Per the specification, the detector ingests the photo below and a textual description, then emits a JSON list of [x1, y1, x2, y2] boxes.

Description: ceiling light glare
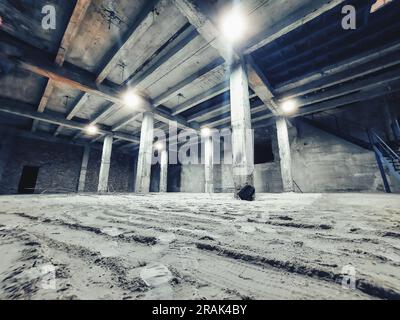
[[220, 8, 247, 43], [123, 91, 141, 107], [155, 142, 164, 151], [281, 100, 298, 115], [201, 127, 211, 137], [86, 125, 98, 135]]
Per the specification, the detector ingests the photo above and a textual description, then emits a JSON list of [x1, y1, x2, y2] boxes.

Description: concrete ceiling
[[0, 0, 399, 152]]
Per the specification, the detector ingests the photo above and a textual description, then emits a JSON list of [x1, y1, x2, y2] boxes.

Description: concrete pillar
[[78, 145, 90, 192], [393, 119, 400, 141], [230, 59, 255, 198], [0, 135, 13, 184], [97, 135, 113, 193], [159, 147, 168, 193], [204, 135, 214, 193], [383, 102, 395, 142], [276, 116, 294, 192], [135, 112, 154, 193]]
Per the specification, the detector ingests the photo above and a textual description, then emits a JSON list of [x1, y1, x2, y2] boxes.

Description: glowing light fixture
[[201, 127, 211, 137], [86, 125, 98, 135], [220, 7, 247, 43], [155, 142, 164, 151], [123, 91, 141, 107], [281, 100, 298, 115]]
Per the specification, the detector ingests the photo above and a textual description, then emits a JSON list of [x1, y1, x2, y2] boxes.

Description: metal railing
[[369, 130, 400, 162], [293, 180, 303, 193]]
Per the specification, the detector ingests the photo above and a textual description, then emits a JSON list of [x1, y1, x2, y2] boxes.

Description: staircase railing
[[369, 130, 400, 162], [368, 130, 400, 193], [293, 180, 303, 193]]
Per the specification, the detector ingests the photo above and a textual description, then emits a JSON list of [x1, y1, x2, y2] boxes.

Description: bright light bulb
[[155, 142, 164, 151], [86, 125, 98, 135], [201, 127, 211, 137], [220, 8, 247, 43], [123, 91, 141, 107], [281, 100, 298, 115]]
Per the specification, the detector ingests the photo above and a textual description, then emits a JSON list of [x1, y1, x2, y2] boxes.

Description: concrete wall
[[1, 121, 397, 195], [290, 121, 383, 193], [177, 121, 393, 193], [0, 135, 135, 195], [179, 163, 282, 193], [84, 148, 135, 193]]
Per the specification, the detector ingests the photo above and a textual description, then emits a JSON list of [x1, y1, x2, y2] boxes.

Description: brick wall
[[0, 135, 136, 195]]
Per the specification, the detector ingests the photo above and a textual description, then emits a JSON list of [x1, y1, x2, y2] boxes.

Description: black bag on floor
[[238, 185, 255, 201]]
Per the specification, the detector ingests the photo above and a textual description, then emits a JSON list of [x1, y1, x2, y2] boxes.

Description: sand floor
[[0, 192, 399, 300]]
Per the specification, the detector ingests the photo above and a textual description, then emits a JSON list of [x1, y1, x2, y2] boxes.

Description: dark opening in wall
[[168, 164, 182, 192], [254, 141, 274, 164], [18, 166, 39, 194], [150, 164, 161, 192]]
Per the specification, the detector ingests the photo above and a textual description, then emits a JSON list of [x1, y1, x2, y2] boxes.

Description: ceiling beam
[[153, 57, 225, 106], [200, 99, 266, 128], [32, 0, 91, 132], [252, 80, 400, 125], [72, 103, 142, 140], [0, 98, 140, 144], [127, 26, 199, 88], [95, 0, 161, 84], [246, 56, 280, 115], [279, 49, 399, 100], [0, 31, 152, 109], [171, 81, 229, 115], [174, 0, 358, 118], [173, 0, 236, 62], [243, 0, 346, 54], [264, 12, 398, 80], [275, 41, 400, 95], [291, 80, 400, 118], [217, 71, 400, 128], [281, 67, 400, 107], [0, 125, 104, 152], [187, 93, 257, 123], [173, 0, 279, 115], [94, 24, 200, 135], [53, 0, 161, 136], [174, 42, 400, 121], [1, 32, 193, 137]]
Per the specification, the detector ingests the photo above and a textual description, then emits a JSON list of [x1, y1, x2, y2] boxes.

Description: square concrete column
[[383, 102, 396, 142], [78, 145, 90, 192], [98, 135, 113, 192], [159, 147, 168, 193], [204, 135, 214, 193], [276, 116, 294, 192], [230, 58, 255, 198], [135, 111, 154, 193]]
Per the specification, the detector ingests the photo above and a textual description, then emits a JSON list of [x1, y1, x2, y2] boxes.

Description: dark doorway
[[167, 164, 182, 192], [150, 164, 161, 192], [18, 166, 39, 194], [254, 141, 274, 164]]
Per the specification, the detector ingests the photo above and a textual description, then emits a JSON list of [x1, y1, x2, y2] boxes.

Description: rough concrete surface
[[0, 193, 399, 300]]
